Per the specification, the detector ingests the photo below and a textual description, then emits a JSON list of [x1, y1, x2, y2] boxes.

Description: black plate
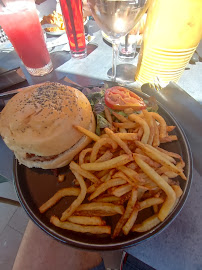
[[13, 90, 192, 250]]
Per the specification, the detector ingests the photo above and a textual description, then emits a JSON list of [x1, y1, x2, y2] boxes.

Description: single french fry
[[142, 110, 154, 145], [58, 174, 65, 183], [149, 112, 167, 140], [139, 197, 164, 210], [70, 161, 99, 183], [51, 216, 111, 234], [39, 188, 80, 213], [95, 150, 113, 163], [176, 160, 185, 169], [137, 126, 144, 139], [166, 126, 176, 132], [67, 216, 106, 226], [111, 184, 132, 197], [61, 171, 87, 221], [152, 118, 160, 147], [105, 128, 132, 155], [87, 184, 96, 193], [122, 207, 139, 235], [74, 125, 100, 141], [160, 135, 178, 143], [128, 114, 150, 144], [113, 188, 138, 238], [81, 154, 133, 171], [89, 178, 127, 200], [94, 195, 121, 203], [132, 214, 161, 232], [90, 137, 117, 163], [104, 106, 113, 125], [116, 133, 138, 141], [134, 156, 176, 221], [79, 148, 92, 165], [74, 202, 124, 216], [172, 185, 183, 198]]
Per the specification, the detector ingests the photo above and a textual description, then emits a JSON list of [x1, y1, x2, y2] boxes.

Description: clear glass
[[87, 0, 151, 81], [0, 0, 53, 76], [118, 33, 139, 61]]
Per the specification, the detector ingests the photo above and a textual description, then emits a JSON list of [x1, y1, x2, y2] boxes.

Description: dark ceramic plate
[[13, 90, 192, 250]]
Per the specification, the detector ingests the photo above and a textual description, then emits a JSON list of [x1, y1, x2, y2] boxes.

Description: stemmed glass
[[87, 0, 151, 81]]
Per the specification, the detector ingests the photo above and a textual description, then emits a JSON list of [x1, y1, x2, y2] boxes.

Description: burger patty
[[26, 153, 60, 162]]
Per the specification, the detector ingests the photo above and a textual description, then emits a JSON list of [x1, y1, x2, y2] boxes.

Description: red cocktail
[[59, 0, 87, 58], [0, 0, 53, 76]]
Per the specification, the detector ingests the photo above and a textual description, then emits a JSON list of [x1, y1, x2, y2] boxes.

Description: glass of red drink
[[59, 0, 87, 59], [0, 0, 53, 76]]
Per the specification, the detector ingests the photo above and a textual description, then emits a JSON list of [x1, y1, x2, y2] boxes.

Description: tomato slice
[[104, 86, 147, 110]]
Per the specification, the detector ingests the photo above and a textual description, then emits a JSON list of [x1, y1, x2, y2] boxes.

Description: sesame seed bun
[[0, 82, 95, 169]]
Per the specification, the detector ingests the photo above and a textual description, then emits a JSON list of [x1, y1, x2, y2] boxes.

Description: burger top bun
[[0, 82, 94, 157]]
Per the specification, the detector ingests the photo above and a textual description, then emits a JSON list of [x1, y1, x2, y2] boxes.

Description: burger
[[0, 82, 95, 169]]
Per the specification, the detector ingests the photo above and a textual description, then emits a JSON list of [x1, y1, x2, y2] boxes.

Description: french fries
[[81, 154, 133, 171], [74, 202, 124, 216], [95, 150, 113, 163], [90, 137, 117, 162], [39, 105, 187, 237], [79, 148, 92, 165], [89, 178, 127, 200], [113, 188, 138, 238], [60, 170, 87, 221], [74, 125, 100, 141], [39, 188, 80, 213], [122, 207, 139, 235], [105, 128, 132, 155], [116, 133, 138, 141], [139, 197, 164, 210], [132, 214, 161, 232], [70, 161, 99, 183], [134, 156, 176, 221], [135, 142, 186, 180], [149, 112, 167, 139], [111, 184, 132, 197], [67, 216, 106, 226], [51, 216, 111, 234]]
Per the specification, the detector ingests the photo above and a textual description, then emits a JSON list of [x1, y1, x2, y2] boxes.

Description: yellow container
[[135, 0, 202, 85]]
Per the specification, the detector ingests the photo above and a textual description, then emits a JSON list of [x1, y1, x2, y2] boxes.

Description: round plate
[[13, 89, 192, 250], [45, 30, 66, 36]]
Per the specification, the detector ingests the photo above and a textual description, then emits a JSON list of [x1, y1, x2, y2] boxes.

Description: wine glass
[[87, 0, 151, 81]]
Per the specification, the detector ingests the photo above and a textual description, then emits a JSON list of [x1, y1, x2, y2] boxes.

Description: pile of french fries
[[39, 108, 186, 238]]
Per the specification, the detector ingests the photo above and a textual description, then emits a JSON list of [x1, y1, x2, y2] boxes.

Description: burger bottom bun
[[14, 114, 95, 169]]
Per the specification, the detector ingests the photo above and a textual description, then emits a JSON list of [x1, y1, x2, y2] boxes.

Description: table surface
[[0, 21, 202, 270]]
